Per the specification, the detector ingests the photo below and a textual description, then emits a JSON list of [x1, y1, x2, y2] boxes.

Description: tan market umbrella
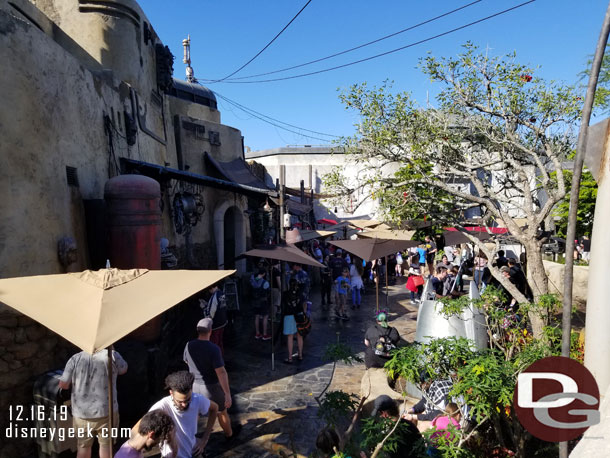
[[0, 268, 235, 354], [329, 238, 420, 312], [442, 229, 492, 246], [358, 229, 416, 241], [329, 238, 419, 262], [0, 267, 234, 430], [239, 244, 322, 370], [239, 244, 324, 268], [345, 219, 382, 229], [286, 228, 336, 244]]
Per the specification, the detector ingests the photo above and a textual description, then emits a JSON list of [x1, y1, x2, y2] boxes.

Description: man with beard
[[148, 371, 218, 458]]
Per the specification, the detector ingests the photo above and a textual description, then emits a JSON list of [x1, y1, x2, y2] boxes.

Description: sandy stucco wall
[[543, 260, 589, 307], [0, 6, 120, 276]]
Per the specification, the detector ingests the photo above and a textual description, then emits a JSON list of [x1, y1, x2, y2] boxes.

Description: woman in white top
[[473, 251, 488, 292], [349, 258, 364, 309]]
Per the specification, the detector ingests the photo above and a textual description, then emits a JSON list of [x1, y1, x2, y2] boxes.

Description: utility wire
[[212, 90, 339, 138], [202, 0, 482, 82], [211, 0, 535, 84], [211, 0, 313, 83], [212, 90, 335, 143]]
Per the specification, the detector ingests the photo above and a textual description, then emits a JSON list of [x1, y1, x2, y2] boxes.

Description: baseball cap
[[371, 395, 397, 416], [336, 248, 343, 254], [196, 318, 213, 333], [376, 312, 388, 328]]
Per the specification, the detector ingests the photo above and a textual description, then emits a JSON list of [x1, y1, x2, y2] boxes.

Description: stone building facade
[[0, 1, 272, 456]]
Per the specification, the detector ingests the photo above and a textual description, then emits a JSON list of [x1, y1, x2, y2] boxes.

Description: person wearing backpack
[[199, 283, 228, 355], [250, 268, 271, 340], [282, 279, 306, 363], [363, 312, 400, 369]]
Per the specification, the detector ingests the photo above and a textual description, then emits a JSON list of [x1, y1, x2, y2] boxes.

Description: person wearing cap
[[363, 312, 400, 369], [368, 395, 423, 458], [183, 318, 240, 444], [499, 265, 518, 311]]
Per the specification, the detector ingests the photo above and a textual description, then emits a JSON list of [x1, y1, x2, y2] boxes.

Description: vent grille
[[209, 131, 221, 146], [66, 166, 79, 187]]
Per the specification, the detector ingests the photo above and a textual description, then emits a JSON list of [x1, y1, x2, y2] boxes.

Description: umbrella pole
[[375, 263, 379, 315], [107, 345, 114, 439], [268, 262, 275, 371], [385, 255, 389, 310]]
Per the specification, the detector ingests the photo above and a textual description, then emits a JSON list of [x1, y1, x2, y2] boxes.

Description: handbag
[[297, 315, 311, 337], [412, 275, 425, 287]]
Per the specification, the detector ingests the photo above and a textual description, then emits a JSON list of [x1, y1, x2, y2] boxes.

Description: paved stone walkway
[[202, 277, 419, 457]]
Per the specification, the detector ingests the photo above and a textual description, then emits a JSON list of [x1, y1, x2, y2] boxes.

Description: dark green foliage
[[318, 391, 360, 427]]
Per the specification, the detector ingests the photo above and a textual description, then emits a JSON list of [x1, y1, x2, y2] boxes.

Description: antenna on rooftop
[[182, 35, 197, 83]]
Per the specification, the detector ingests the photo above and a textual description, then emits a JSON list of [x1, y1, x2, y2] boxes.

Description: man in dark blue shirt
[[184, 318, 240, 442]]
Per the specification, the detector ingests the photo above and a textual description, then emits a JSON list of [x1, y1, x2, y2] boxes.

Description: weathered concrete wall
[[30, 0, 159, 97], [543, 260, 589, 307], [0, 307, 76, 458], [0, 4, 257, 455], [0, 5, 121, 276]]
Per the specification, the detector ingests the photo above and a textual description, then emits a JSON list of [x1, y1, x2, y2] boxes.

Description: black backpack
[[373, 327, 397, 358]]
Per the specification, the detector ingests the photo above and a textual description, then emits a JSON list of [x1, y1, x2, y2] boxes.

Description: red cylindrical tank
[[105, 174, 162, 341]]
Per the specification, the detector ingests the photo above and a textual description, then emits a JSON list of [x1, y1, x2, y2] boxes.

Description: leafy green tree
[[552, 169, 597, 238], [581, 43, 610, 114], [383, 288, 575, 457], [325, 43, 582, 336]]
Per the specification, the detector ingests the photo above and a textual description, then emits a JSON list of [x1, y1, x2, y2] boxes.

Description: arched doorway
[[214, 201, 246, 272], [224, 207, 236, 270]]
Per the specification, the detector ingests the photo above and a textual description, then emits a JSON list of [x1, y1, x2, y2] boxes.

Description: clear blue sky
[[141, 0, 608, 152]]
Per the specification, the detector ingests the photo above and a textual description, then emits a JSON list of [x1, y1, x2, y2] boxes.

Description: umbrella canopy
[[239, 245, 324, 268], [442, 229, 493, 246], [345, 219, 382, 229], [317, 218, 338, 225], [329, 238, 420, 262], [0, 268, 234, 354], [358, 229, 415, 241], [285, 228, 336, 244]]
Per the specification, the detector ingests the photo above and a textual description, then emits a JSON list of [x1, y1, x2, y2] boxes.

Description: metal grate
[[66, 166, 79, 187]]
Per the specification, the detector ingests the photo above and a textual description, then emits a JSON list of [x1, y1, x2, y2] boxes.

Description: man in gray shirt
[[59, 349, 128, 458]]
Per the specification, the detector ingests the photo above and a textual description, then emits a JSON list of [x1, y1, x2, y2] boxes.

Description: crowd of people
[[58, 282, 239, 458], [55, 233, 538, 457]]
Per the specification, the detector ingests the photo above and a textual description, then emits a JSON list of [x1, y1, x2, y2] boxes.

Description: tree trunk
[[524, 242, 549, 337]]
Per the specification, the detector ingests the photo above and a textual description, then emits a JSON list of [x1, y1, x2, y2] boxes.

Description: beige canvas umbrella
[[345, 218, 382, 229], [238, 245, 322, 370], [239, 244, 324, 268], [358, 229, 416, 241], [285, 228, 337, 244], [0, 268, 235, 354], [442, 229, 492, 246], [0, 267, 234, 430], [329, 238, 420, 312]]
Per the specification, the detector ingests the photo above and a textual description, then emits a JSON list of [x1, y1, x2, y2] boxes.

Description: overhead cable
[[202, 0, 482, 82], [213, 90, 339, 138], [213, 90, 335, 143], [211, 0, 536, 84], [211, 0, 313, 83]]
